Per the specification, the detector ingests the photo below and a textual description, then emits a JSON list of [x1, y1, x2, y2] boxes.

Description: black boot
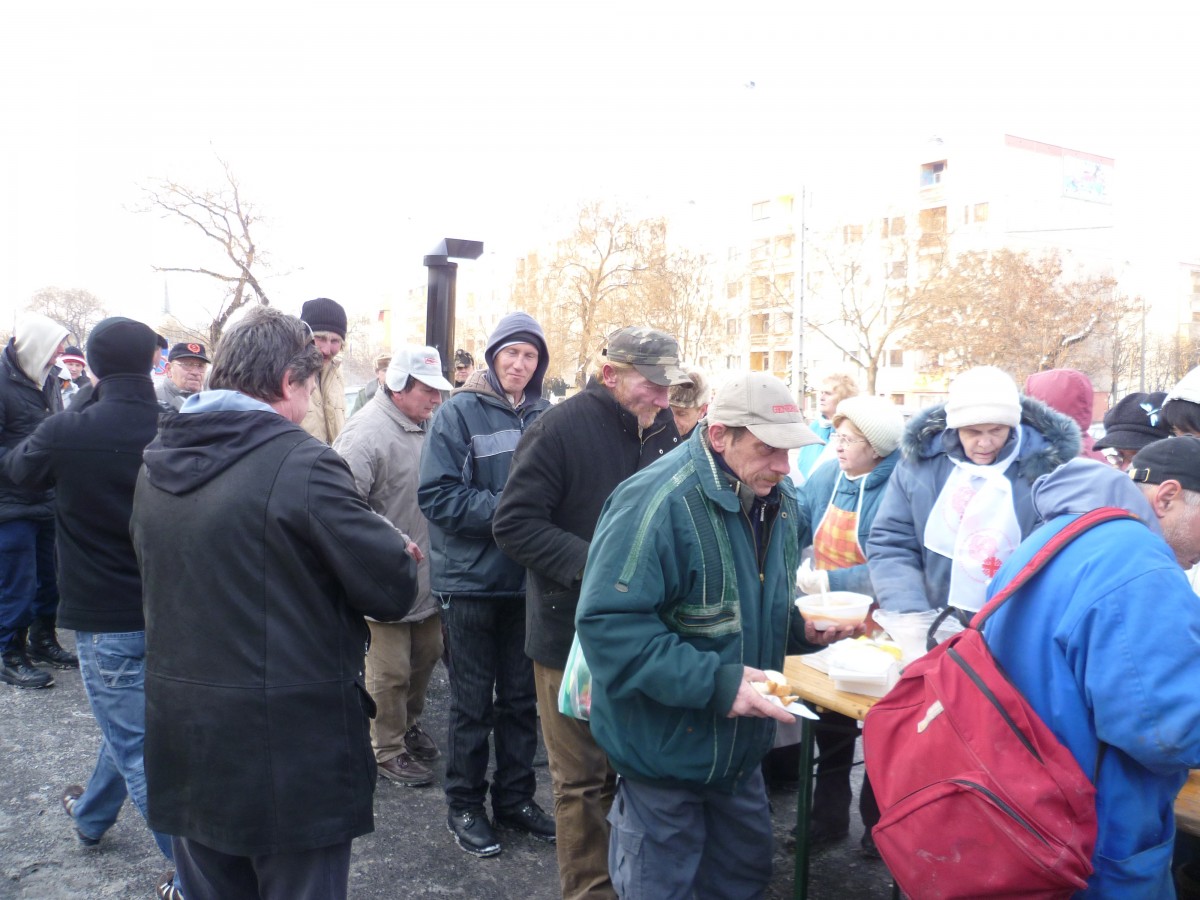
[[2, 634, 54, 688], [28, 618, 78, 669]]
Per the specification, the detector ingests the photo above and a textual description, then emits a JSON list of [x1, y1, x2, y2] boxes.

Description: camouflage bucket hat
[[603, 326, 692, 387]]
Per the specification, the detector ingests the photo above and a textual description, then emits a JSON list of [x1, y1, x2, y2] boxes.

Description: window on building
[[775, 273, 794, 297], [1189, 270, 1200, 295], [772, 350, 792, 374], [750, 351, 770, 371], [728, 246, 740, 262], [776, 234, 794, 258], [889, 260, 907, 279], [726, 354, 742, 369], [750, 313, 770, 335], [919, 206, 947, 249], [775, 312, 793, 333], [891, 393, 905, 406], [727, 281, 740, 299], [726, 318, 740, 336], [919, 206, 947, 233], [974, 202, 989, 223], [750, 238, 770, 261], [920, 160, 947, 187], [752, 200, 770, 221], [843, 224, 863, 244], [751, 275, 769, 300], [889, 349, 904, 367], [890, 215, 906, 236], [777, 196, 794, 215]]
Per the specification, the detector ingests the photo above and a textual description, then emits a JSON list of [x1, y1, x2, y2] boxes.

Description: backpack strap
[[971, 506, 1137, 632]]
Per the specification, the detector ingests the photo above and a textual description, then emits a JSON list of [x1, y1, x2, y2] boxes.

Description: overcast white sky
[[1, 0, 1197, 335]]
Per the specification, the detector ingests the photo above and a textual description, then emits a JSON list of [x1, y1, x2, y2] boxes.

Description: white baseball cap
[[386, 345, 453, 392], [708, 372, 821, 449]]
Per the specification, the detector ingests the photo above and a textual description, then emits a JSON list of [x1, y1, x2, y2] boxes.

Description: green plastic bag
[[558, 633, 592, 721]]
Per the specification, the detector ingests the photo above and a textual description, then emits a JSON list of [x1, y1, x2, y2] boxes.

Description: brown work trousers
[[533, 661, 618, 900]]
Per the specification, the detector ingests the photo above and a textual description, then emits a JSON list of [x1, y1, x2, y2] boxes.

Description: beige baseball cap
[[708, 372, 821, 449]]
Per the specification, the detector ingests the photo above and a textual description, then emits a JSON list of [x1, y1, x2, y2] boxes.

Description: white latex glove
[[796, 559, 830, 595]]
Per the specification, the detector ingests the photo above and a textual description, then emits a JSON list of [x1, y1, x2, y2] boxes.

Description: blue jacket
[[983, 459, 1200, 897], [796, 450, 898, 596], [576, 429, 800, 792], [867, 396, 1079, 612], [793, 416, 833, 480], [417, 312, 550, 600]]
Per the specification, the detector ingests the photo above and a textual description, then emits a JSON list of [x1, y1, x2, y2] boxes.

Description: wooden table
[[779, 656, 1200, 897], [781, 656, 879, 900], [1178, 772, 1200, 837]]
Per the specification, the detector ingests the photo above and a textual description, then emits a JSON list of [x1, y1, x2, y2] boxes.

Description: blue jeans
[[0, 518, 58, 652], [73, 630, 172, 860], [441, 595, 538, 813]]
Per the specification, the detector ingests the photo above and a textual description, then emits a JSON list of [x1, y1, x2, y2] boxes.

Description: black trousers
[[172, 836, 352, 900], [811, 711, 879, 833], [441, 594, 538, 813]]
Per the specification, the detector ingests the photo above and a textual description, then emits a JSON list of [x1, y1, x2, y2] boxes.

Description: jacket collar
[[584, 377, 675, 442], [689, 425, 794, 514], [373, 389, 425, 433]]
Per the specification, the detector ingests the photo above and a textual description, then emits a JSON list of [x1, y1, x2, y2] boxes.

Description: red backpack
[[862, 507, 1133, 899]]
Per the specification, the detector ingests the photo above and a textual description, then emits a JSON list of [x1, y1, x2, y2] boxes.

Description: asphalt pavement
[[0, 632, 894, 899]]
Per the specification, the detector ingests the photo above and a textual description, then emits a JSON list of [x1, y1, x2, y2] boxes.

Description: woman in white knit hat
[[792, 394, 905, 855], [867, 366, 1080, 616]]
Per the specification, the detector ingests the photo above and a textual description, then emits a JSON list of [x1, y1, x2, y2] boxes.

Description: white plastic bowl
[[795, 591, 872, 631]]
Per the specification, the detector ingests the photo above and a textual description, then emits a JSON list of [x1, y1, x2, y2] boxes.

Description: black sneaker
[[447, 807, 501, 857], [494, 800, 556, 843], [402, 724, 439, 762], [860, 829, 881, 859], [28, 639, 78, 669], [1, 653, 54, 689]]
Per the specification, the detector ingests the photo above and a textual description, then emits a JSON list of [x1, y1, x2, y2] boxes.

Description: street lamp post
[[424, 238, 484, 383]]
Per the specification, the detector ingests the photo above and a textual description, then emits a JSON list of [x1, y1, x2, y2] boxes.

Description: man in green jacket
[[576, 372, 820, 898]]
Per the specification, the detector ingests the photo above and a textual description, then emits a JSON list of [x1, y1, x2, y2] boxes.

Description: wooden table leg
[[793, 716, 814, 900]]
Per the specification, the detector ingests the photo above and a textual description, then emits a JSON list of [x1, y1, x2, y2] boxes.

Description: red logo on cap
[[424, 356, 436, 366], [772, 404, 799, 413], [187, 343, 201, 353]]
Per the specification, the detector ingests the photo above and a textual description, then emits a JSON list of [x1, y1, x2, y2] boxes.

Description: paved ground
[[0, 633, 894, 899]]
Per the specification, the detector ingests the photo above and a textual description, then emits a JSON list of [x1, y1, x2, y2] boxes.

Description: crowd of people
[[2, 296, 1200, 898]]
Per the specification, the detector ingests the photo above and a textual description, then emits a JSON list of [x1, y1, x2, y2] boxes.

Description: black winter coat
[[132, 404, 418, 856], [0, 341, 63, 523], [493, 378, 682, 668], [2, 375, 160, 633]]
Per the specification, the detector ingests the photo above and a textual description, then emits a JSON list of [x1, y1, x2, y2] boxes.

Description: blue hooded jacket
[[418, 312, 550, 599], [984, 459, 1200, 897]]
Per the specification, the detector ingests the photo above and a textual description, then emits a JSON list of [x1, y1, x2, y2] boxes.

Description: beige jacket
[[301, 358, 345, 443], [332, 389, 435, 622]]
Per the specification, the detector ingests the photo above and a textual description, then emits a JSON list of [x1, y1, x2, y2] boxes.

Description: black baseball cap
[[1129, 436, 1200, 493]]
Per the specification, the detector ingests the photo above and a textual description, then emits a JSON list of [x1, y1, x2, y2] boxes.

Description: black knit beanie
[[86, 317, 160, 378], [300, 297, 348, 339]]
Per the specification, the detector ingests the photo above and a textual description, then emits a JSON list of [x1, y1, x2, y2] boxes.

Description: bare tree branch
[[140, 154, 270, 345]]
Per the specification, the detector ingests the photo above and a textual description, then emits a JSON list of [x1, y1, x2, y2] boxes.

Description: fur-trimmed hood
[[900, 395, 1081, 482]]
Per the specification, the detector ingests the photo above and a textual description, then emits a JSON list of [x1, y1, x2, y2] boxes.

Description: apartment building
[[712, 133, 1118, 412]]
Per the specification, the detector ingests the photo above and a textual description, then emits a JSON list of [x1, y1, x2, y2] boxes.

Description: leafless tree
[[903, 249, 1117, 379], [801, 224, 948, 394], [511, 202, 709, 388], [25, 287, 108, 345], [142, 156, 270, 345]]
